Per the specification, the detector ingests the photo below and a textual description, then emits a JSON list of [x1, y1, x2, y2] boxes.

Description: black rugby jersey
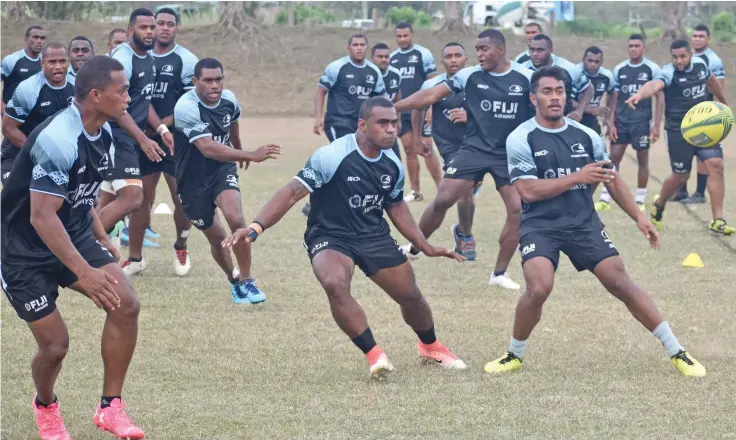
[[109, 43, 155, 131], [656, 57, 712, 131], [1, 49, 41, 103], [382, 65, 402, 102], [319, 57, 386, 129], [421, 73, 466, 150], [390, 45, 436, 102], [611, 58, 661, 125], [576, 64, 614, 129], [149, 44, 198, 119]]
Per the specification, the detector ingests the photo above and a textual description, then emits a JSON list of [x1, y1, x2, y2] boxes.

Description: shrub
[[276, 4, 337, 26], [712, 12, 736, 43]]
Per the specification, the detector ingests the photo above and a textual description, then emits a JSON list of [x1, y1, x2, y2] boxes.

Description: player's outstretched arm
[[394, 84, 450, 113], [626, 80, 664, 109], [605, 176, 660, 249], [384, 201, 464, 261], [116, 111, 166, 162], [706, 74, 728, 105], [222, 179, 309, 247], [192, 137, 280, 164], [651, 90, 665, 142]]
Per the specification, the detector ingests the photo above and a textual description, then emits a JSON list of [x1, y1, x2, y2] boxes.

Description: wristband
[[247, 222, 264, 242], [157, 124, 170, 135]]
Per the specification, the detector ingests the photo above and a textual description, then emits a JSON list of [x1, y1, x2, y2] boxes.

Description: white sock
[[636, 188, 647, 203], [508, 337, 528, 359], [180, 229, 190, 239], [652, 321, 684, 358], [599, 187, 611, 203]]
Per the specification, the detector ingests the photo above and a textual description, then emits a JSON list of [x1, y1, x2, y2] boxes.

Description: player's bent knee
[[526, 283, 553, 303], [40, 340, 69, 364], [705, 158, 724, 176]]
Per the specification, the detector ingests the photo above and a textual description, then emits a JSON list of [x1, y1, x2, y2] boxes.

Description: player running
[[106, 28, 127, 56], [484, 66, 706, 378], [678, 24, 728, 205], [523, 34, 592, 121], [371, 42, 403, 158], [122, 7, 198, 277], [1, 55, 146, 440], [513, 21, 542, 65], [2, 25, 45, 115], [395, 30, 533, 288], [597, 34, 663, 213], [410, 42, 478, 260], [2, 42, 74, 184], [173, 58, 280, 304], [223, 97, 466, 377], [627, 39, 732, 235], [66, 36, 94, 85], [391, 22, 443, 202]]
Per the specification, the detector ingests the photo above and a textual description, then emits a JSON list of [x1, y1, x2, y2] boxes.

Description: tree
[[217, 1, 259, 36], [660, 1, 688, 42], [435, 1, 469, 34], [5, 1, 26, 21]]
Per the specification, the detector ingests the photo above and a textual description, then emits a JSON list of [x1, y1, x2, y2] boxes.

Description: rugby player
[[514, 22, 542, 64], [223, 97, 466, 377], [2, 25, 45, 115], [67, 36, 94, 84], [371, 42, 402, 158], [484, 66, 706, 378], [106, 28, 127, 56]]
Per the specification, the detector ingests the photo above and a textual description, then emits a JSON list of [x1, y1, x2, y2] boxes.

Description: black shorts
[[305, 233, 407, 277], [178, 166, 240, 230], [443, 147, 510, 189], [437, 142, 460, 170], [139, 135, 176, 177], [1, 236, 116, 322], [519, 224, 620, 272], [106, 130, 141, 180], [399, 114, 432, 138], [325, 123, 355, 142], [665, 129, 723, 174], [1, 159, 13, 184], [614, 120, 651, 150]]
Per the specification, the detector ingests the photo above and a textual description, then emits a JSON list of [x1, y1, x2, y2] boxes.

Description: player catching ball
[[223, 97, 467, 378]]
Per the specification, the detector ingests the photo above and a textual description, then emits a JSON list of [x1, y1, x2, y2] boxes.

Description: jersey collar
[[151, 43, 179, 58], [22, 49, 41, 61], [532, 117, 569, 133], [352, 134, 383, 162]]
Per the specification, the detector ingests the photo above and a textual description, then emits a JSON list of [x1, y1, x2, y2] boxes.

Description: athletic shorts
[[436, 142, 460, 170], [0, 147, 19, 184], [614, 120, 651, 150], [443, 147, 510, 189], [325, 123, 355, 142], [1, 235, 116, 322], [519, 223, 619, 272], [399, 113, 432, 138], [304, 233, 407, 277], [665, 129, 723, 174], [178, 165, 240, 230], [139, 135, 176, 177], [105, 130, 141, 180]]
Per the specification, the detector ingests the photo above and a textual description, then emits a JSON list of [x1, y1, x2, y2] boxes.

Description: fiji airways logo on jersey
[[348, 85, 373, 98], [152, 81, 168, 99], [25, 296, 48, 313], [141, 82, 155, 99], [683, 84, 706, 99], [213, 133, 231, 145], [68, 181, 103, 208], [621, 84, 643, 95], [545, 167, 587, 190], [399, 66, 416, 79], [349, 194, 384, 214], [480, 100, 518, 119]]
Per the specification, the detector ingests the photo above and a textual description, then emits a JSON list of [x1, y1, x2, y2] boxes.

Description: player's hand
[[649, 126, 661, 144], [414, 139, 432, 157], [101, 238, 120, 263], [607, 120, 618, 142], [221, 227, 256, 247], [140, 137, 165, 162], [424, 107, 433, 125], [567, 110, 584, 122], [577, 160, 616, 184], [239, 160, 248, 169], [247, 144, 281, 163], [422, 245, 466, 262], [637, 217, 661, 249], [448, 108, 467, 123], [625, 93, 643, 110], [313, 119, 324, 136], [161, 131, 175, 154], [588, 107, 610, 118], [75, 267, 121, 311]]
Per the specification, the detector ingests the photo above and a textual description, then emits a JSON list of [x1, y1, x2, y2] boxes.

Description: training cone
[[154, 203, 173, 215], [682, 253, 704, 268]]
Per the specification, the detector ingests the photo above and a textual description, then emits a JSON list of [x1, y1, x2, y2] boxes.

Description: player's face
[[583, 52, 602, 75], [108, 32, 127, 52], [525, 25, 540, 43], [531, 77, 565, 121], [443, 46, 467, 74], [41, 48, 69, 85], [671, 47, 692, 71], [691, 30, 709, 51], [94, 70, 131, 120], [26, 29, 46, 54], [155, 13, 178, 45], [194, 67, 224, 106], [627, 39, 645, 60], [348, 38, 367, 62], [529, 40, 552, 68], [372, 49, 390, 71], [130, 16, 156, 51], [360, 106, 398, 149], [475, 37, 504, 71], [395, 28, 412, 51], [69, 40, 93, 72]]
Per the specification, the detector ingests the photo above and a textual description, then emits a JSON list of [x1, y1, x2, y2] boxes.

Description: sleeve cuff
[[292, 176, 314, 193]]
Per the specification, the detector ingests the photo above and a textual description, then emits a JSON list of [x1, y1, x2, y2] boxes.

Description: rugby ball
[[680, 101, 734, 148]]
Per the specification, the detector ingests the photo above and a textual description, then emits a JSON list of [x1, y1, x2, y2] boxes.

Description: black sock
[[654, 203, 665, 220], [229, 277, 239, 284], [129, 257, 141, 263], [493, 270, 506, 277], [415, 326, 437, 345], [105, 226, 116, 234], [35, 395, 57, 408], [696, 173, 708, 195], [677, 185, 688, 195], [351, 328, 377, 354], [409, 246, 421, 256], [174, 242, 187, 251], [100, 396, 120, 408]]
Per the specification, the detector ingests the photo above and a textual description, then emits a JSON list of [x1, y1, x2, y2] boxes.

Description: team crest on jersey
[[390, 79, 397, 87], [508, 84, 523, 95], [380, 174, 392, 190], [697, 69, 706, 80], [67, 96, 74, 106], [99, 153, 110, 168], [366, 74, 375, 84], [638, 72, 649, 81], [162, 65, 174, 74], [223, 114, 231, 128], [597, 83, 606, 91], [408, 55, 419, 63], [544, 169, 556, 179]]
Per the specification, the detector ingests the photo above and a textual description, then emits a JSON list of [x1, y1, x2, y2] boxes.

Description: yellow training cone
[[682, 253, 704, 268]]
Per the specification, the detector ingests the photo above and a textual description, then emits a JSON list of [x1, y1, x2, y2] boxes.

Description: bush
[[558, 17, 659, 40], [276, 4, 337, 26], [385, 6, 432, 28], [711, 12, 736, 42]]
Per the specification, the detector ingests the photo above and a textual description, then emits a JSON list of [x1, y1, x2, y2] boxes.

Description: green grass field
[[2, 118, 735, 439]]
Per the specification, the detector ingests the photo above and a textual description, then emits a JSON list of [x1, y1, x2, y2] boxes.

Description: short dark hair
[[693, 24, 710, 36], [108, 28, 126, 42], [477, 29, 506, 47], [371, 42, 390, 56], [530, 66, 567, 94], [348, 33, 367, 46], [156, 7, 180, 25], [25, 25, 43, 38], [525, 22, 543, 32], [395, 22, 413, 32], [670, 39, 691, 51], [69, 36, 94, 53], [74, 56, 125, 101], [584, 46, 602, 58], [129, 8, 154, 26], [41, 42, 67, 58], [359, 97, 395, 120], [194, 58, 224, 78], [629, 33, 645, 42], [532, 34, 553, 49], [443, 41, 465, 51]]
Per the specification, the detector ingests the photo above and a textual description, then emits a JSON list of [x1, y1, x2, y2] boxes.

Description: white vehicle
[[464, 1, 555, 30]]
